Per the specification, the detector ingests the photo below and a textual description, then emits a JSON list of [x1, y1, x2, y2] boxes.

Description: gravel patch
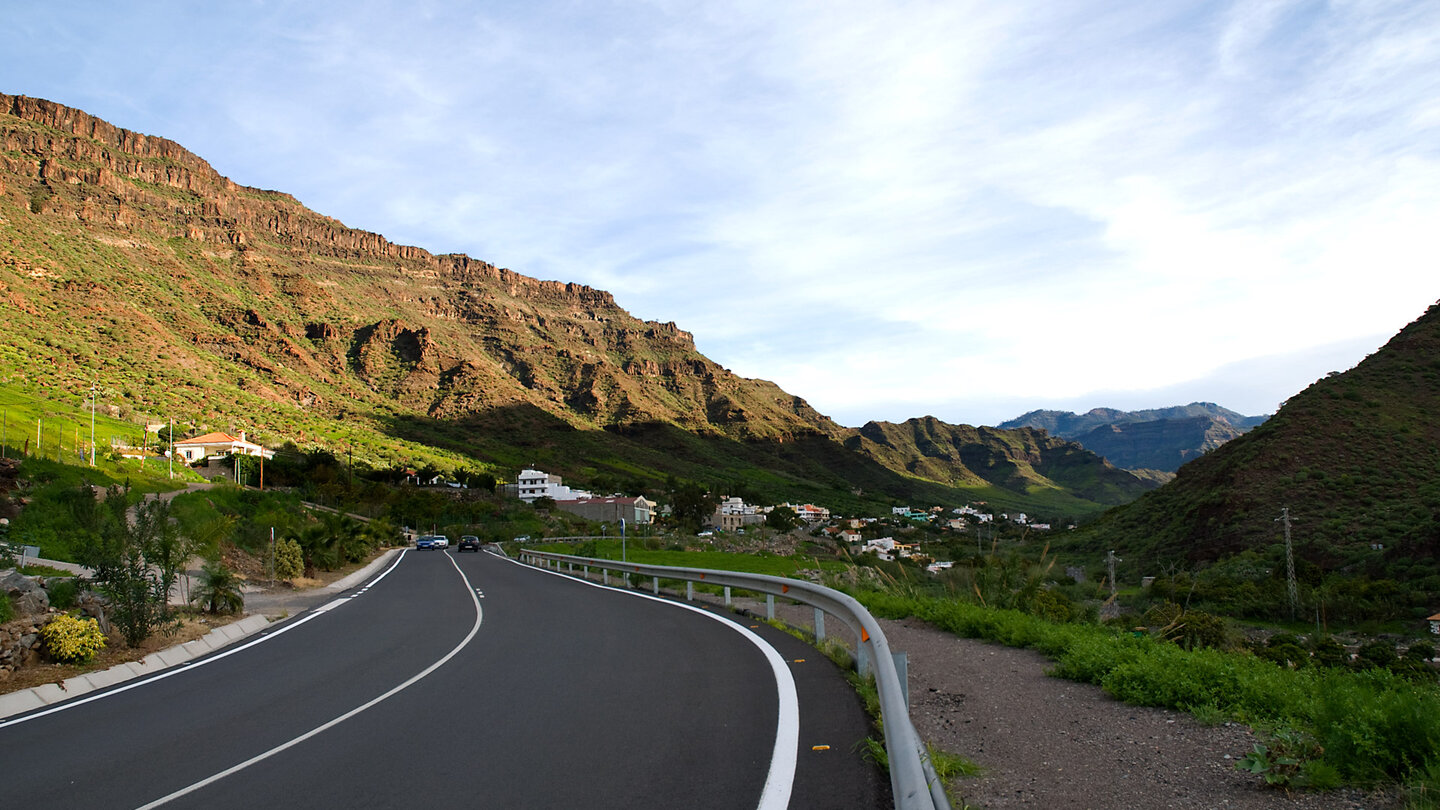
[[884, 616, 1398, 810], [727, 596, 1398, 810]]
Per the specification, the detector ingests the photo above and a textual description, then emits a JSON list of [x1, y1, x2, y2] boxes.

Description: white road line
[[509, 556, 799, 810], [133, 551, 484, 809], [0, 550, 413, 732]]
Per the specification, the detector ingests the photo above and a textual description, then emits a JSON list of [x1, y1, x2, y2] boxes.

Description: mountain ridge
[[998, 402, 1267, 473], [0, 93, 1152, 516]]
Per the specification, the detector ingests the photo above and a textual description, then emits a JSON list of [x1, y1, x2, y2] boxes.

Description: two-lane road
[[5, 550, 882, 808]]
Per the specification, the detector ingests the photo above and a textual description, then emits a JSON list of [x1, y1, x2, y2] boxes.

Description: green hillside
[[1068, 301, 1440, 625]]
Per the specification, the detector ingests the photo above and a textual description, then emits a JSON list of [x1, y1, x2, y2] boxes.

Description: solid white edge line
[[507, 556, 799, 810], [0, 549, 413, 732], [133, 550, 483, 809]]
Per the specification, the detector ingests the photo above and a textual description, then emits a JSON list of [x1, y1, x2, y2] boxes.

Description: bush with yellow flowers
[[40, 613, 108, 664]]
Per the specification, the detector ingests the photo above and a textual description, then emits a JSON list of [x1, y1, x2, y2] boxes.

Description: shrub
[[41, 613, 107, 664], [46, 578, 79, 610], [274, 537, 303, 580]]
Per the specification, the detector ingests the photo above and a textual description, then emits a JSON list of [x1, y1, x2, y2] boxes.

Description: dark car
[[457, 535, 481, 552]]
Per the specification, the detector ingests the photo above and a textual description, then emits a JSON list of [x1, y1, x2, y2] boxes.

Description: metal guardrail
[[518, 549, 950, 810]]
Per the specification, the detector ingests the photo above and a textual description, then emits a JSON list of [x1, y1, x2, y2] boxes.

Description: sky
[[6, 0, 1438, 427]]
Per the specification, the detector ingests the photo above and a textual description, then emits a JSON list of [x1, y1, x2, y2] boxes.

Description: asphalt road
[[3, 550, 885, 808]]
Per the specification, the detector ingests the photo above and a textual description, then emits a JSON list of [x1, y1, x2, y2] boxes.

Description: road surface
[[3, 549, 884, 808]]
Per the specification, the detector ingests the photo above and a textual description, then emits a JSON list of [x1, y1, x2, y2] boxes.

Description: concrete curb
[[0, 613, 271, 721], [0, 548, 402, 722], [323, 548, 401, 593]]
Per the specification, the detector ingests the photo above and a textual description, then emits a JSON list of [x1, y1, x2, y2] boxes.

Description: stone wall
[[0, 614, 55, 679]]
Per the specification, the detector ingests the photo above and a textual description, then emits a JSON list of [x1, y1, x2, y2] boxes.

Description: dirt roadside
[[732, 596, 1397, 810]]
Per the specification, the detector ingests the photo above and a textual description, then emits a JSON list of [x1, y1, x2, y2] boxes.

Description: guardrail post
[[686, 581, 694, 601], [583, 565, 589, 577], [893, 651, 909, 708], [814, 608, 826, 642], [652, 576, 659, 595], [766, 594, 775, 620], [603, 569, 609, 585], [724, 586, 731, 607]]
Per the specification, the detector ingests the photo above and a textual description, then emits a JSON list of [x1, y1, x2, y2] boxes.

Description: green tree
[[72, 484, 178, 647], [766, 505, 798, 531], [668, 481, 716, 533]]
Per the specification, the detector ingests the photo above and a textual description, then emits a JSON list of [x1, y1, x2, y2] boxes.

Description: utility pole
[[1107, 549, 1122, 600], [89, 382, 97, 466], [1277, 507, 1299, 621]]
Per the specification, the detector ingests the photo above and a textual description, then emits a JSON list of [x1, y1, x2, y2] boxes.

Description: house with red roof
[[173, 431, 274, 464]]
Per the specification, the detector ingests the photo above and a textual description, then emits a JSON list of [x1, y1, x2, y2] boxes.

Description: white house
[[173, 431, 274, 463], [516, 468, 592, 503], [784, 503, 831, 522]]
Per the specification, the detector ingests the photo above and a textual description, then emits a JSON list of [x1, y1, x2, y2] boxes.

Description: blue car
[[416, 535, 440, 549]]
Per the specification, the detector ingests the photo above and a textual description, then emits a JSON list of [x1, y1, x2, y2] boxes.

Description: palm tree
[[191, 561, 244, 614]]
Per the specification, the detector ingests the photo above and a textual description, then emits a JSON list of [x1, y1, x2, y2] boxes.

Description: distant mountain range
[[0, 93, 1156, 518], [998, 403, 1268, 473]]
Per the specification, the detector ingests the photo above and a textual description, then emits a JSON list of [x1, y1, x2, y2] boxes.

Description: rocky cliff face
[[0, 94, 835, 443], [0, 94, 1158, 515]]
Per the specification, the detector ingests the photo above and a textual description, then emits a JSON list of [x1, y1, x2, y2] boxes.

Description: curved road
[[2, 550, 884, 808]]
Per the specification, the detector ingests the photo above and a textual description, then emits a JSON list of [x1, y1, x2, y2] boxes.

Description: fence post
[[814, 608, 826, 642]]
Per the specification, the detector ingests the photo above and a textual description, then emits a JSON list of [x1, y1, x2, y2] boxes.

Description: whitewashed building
[[516, 468, 592, 503]]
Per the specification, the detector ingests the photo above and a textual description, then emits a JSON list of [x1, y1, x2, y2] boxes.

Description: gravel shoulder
[[731, 596, 1397, 810], [884, 616, 1397, 810]]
